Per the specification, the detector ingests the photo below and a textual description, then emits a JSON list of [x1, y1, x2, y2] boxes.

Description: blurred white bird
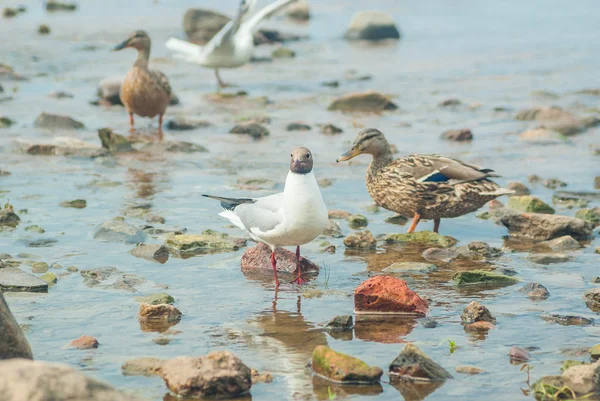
[[166, 0, 298, 88]]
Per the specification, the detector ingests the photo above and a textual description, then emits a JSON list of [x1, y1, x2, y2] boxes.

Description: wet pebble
[[519, 282, 550, 299], [40, 272, 57, 285], [584, 288, 600, 312], [328, 91, 397, 112], [45, 1, 77, 11], [595, 176, 600, 189], [48, 90, 73, 99], [464, 321, 495, 332], [420, 317, 438, 328], [501, 213, 594, 240], [321, 80, 339, 88], [0, 208, 20, 227], [540, 314, 593, 326], [135, 292, 175, 305], [508, 346, 531, 363], [66, 266, 78, 272], [384, 214, 408, 225], [24, 225, 45, 234], [272, 47, 295, 58], [452, 270, 518, 287], [441, 128, 473, 142], [317, 178, 334, 187], [152, 337, 171, 346], [68, 335, 99, 349], [507, 182, 530, 196], [37, 25, 51, 35], [319, 123, 343, 135], [343, 230, 376, 249], [286, 122, 311, 131], [138, 303, 182, 332], [251, 368, 274, 384], [129, 244, 169, 264], [461, 301, 496, 324], [93, 218, 146, 244], [34, 112, 84, 130], [543, 178, 568, 189], [241, 243, 319, 279], [575, 207, 600, 224], [389, 343, 452, 381], [383, 262, 437, 274], [165, 117, 211, 131], [285, 0, 309, 20], [507, 195, 554, 214], [347, 214, 368, 228], [328, 210, 350, 219]]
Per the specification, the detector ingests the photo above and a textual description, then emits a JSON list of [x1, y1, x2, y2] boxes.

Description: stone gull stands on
[[165, 0, 299, 88], [203, 147, 328, 287]]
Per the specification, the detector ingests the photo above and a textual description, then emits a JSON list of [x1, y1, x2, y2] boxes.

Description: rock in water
[[285, 0, 310, 20], [0, 359, 143, 401], [241, 242, 319, 281], [166, 232, 240, 258], [461, 301, 496, 324], [135, 292, 175, 305], [129, 244, 169, 264], [271, 47, 295, 58], [93, 219, 146, 244], [515, 106, 599, 136], [323, 315, 354, 331], [343, 230, 377, 249], [527, 253, 570, 265], [0, 208, 20, 227], [122, 357, 165, 377], [59, 199, 87, 209], [508, 182, 531, 196], [347, 214, 368, 228], [229, 123, 270, 139], [138, 303, 182, 332], [422, 248, 458, 263], [541, 235, 580, 251], [328, 91, 398, 112], [34, 112, 84, 130], [500, 213, 594, 240], [311, 345, 383, 383], [441, 129, 473, 142], [519, 282, 550, 299], [0, 292, 33, 359], [0, 267, 48, 293], [452, 270, 519, 287], [389, 343, 452, 381], [344, 11, 401, 41], [584, 288, 600, 312], [508, 347, 531, 362], [98, 128, 134, 153], [166, 117, 212, 131], [562, 361, 600, 395], [159, 352, 251, 398], [354, 276, 428, 317], [507, 196, 555, 214], [68, 335, 99, 350], [384, 231, 457, 248]]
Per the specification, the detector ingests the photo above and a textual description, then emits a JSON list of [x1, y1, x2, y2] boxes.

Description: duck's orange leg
[[407, 213, 421, 233], [128, 112, 135, 133], [433, 218, 441, 233]]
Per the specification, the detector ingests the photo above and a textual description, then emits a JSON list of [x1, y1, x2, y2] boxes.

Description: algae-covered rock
[[507, 196, 555, 214], [40, 272, 57, 285], [347, 214, 368, 228], [165, 231, 239, 257], [328, 91, 398, 112], [0, 208, 20, 227], [60, 199, 87, 209], [389, 343, 453, 381], [562, 360, 586, 372], [98, 128, 134, 153], [271, 47, 295, 58], [562, 361, 600, 395], [452, 270, 519, 287], [135, 292, 175, 305], [311, 345, 383, 384], [532, 375, 567, 398], [384, 231, 457, 248], [575, 208, 600, 224], [25, 225, 45, 234], [31, 262, 49, 273]]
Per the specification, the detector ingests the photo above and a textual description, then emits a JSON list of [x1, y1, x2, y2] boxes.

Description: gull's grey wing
[[234, 193, 283, 233]]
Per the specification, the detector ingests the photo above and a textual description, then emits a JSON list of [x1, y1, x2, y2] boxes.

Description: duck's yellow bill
[[336, 147, 361, 162]]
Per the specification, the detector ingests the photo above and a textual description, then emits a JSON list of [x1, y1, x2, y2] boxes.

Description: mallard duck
[[165, 0, 298, 88], [337, 128, 513, 233], [114, 30, 172, 138]]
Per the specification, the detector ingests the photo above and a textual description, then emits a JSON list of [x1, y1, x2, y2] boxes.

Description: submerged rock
[[354, 276, 428, 317], [347, 214, 368, 228], [323, 315, 354, 331], [507, 182, 531, 196], [575, 208, 600, 224], [0, 267, 48, 293], [271, 47, 295, 58], [543, 178, 567, 189], [240, 242, 319, 281], [286, 122, 311, 131], [508, 346, 531, 363], [452, 270, 519, 287], [384, 231, 457, 248], [93, 219, 146, 244], [328, 209, 351, 219], [34, 112, 84, 130], [519, 127, 565, 144], [68, 335, 99, 350], [344, 11, 400, 41], [501, 213, 594, 240], [40, 272, 57, 285], [59, 199, 86, 209], [328, 91, 398, 112], [129, 244, 169, 264], [343, 230, 376, 249], [541, 235, 580, 251], [0, 291, 33, 359], [519, 282, 550, 299], [323, 219, 344, 238], [460, 301, 496, 324], [319, 123, 343, 135], [527, 253, 570, 265], [135, 292, 175, 305], [166, 232, 239, 258], [422, 248, 458, 263], [382, 262, 437, 274], [45, 1, 77, 11], [138, 303, 182, 332], [584, 288, 600, 312], [516, 106, 599, 136], [311, 345, 382, 384], [122, 357, 165, 377], [80, 267, 145, 292], [98, 128, 135, 153], [166, 117, 211, 131], [31, 261, 49, 273], [507, 195, 555, 214], [285, 0, 309, 20], [389, 343, 452, 381], [540, 314, 593, 326], [229, 123, 269, 139], [159, 352, 251, 399], [441, 129, 473, 142], [0, 208, 20, 227], [455, 365, 484, 375], [385, 214, 409, 225], [0, 359, 143, 401]]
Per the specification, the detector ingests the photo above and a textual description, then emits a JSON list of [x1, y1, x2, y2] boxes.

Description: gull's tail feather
[[202, 194, 256, 210], [218, 209, 246, 231], [165, 37, 205, 62]]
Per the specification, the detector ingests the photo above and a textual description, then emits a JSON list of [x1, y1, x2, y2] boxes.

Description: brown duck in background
[[337, 128, 514, 234], [114, 30, 172, 138]]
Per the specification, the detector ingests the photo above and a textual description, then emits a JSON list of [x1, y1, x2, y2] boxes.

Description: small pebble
[[455, 365, 485, 375], [69, 335, 99, 349], [508, 346, 531, 362]]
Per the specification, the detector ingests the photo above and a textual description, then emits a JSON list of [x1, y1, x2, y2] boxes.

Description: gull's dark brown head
[[114, 30, 151, 52], [290, 147, 313, 175], [337, 128, 390, 162]]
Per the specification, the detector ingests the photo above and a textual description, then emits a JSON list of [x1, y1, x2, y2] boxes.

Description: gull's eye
[[306, 153, 311, 158], [290, 153, 293, 157]]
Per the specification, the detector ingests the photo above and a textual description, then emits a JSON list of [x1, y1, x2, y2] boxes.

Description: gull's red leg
[[292, 245, 307, 285], [271, 251, 280, 288]]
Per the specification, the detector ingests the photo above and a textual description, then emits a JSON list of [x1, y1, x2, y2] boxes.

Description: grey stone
[[461, 301, 496, 324], [129, 244, 169, 264], [93, 219, 146, 244], [344, 11, 401, 41], [519, 282, 550, 299], [34, 112, 83, 130], [501, 213, 594, 240], [527, 253, 570, 265], [0, 292, 33, 360], [0, 267, 48, 293], [422, 248, 458, 263], [389, 343, 452, 381], [541, 235, 580, 251]]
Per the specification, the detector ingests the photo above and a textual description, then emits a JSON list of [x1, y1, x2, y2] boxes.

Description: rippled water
[[1, 0, 599, 400]]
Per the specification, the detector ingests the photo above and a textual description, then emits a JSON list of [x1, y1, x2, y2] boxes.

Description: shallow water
[[1, 0, 599, 400]]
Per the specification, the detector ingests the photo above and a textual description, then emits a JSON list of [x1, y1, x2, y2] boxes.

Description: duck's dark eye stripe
[[359, 133, 378, 143]]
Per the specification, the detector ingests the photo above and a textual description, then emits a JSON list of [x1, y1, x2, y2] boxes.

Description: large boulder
[[0, 292, 33, 360], [562, 361, 600, 395], [354, 276, 428, 317], [311, 345, 382, 383], [500, 213, 594, 241], [389, 343, 452, 381], [344, 11, 401, 41], [0, 358, 142, 401], [328, 91, 398, 112], [159, 351, 252, 398]]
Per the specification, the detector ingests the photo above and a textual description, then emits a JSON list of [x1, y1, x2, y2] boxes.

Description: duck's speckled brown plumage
[[114, 30, 171, 135], [338, 128, 513, 232]]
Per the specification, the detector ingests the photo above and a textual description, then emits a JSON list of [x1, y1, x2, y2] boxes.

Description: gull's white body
[[165, 0, 297, 70], [219, 171, 328, 250]]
